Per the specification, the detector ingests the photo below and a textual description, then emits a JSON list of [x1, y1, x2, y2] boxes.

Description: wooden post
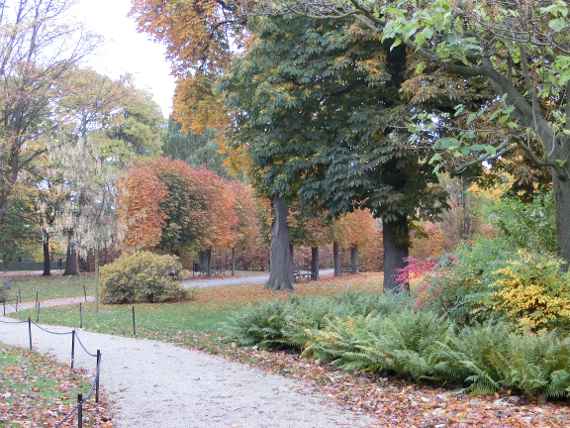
[[131, 306, 136, 336], [71, 330, 76, 369], [27, 317, 32, 351], [77, 393, 83, 428], [95, 350, 101, 403]]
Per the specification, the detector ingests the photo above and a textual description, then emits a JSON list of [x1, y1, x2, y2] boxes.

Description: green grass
[[13, 273, 384, 353], [0, 344, 92, 426], [2, 274, 96, 303], [16, 300, 238, 340]]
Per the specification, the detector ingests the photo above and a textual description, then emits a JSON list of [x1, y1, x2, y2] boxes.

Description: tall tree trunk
[[95, 248, 100, 313], [350, 245, 359, 274], [333, 241, 341, 276], [63, 234, 79, 276], [460, 175, 471, 240], [311, 247, 319, 281], [266, 197, 293, 291], [383, 216, 410, 293], [199, 249, 212, 276], [554, 174, 570, 267], [231, 247, 236, 276], [42, 228, 51, 276]]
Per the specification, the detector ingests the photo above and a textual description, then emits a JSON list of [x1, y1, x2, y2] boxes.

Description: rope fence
[[0, 314, 103, 428]]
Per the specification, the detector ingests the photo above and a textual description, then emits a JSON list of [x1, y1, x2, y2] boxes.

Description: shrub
[[303, 309, 452, 380], [486, 192, 556, 253], [101, 251, 187, 304], [224, 292, 413, 350], [421, 237, 514, 325], [435, 323, 570, 398], [225, 293, 570, 399], [492, 251, 570, 332]]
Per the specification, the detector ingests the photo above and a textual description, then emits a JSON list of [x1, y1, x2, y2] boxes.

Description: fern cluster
[[224, 293, 570, 399]]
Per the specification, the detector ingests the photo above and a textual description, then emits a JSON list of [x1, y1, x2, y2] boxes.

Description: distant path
[[0, 318, 374, 427], [0, 270, 63, 277], [182, 269, 334, 289], [3, 296, 94, 315]]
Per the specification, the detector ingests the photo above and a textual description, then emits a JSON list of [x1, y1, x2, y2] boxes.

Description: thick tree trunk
[[554, 174, 570, 268], [311, 247, 319, 281], [64, 235, 79, 276], [42, 229, 51, 276], [383, 216, 410, 293], [266, 197, 294, 291], [333, 241, 341, 276], [350, 245, 359, 274]]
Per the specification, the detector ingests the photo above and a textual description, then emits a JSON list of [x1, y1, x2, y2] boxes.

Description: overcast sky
[[72, 0, 175, 117]]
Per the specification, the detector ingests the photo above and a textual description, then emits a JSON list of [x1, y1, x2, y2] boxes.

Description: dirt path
[[182, 269, 334, 289], [0, 318, 374, 427], [2, 296, 94, 315]]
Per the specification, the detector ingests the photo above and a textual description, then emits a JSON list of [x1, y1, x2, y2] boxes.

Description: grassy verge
[[0, 344, 111, 427], [14, 273, 383, 350], [2, 274, 96, 303]]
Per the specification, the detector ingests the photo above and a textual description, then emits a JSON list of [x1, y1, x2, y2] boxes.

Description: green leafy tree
[[162, 119, 229, 177], [271, 0, 570, 265], [224, 15, 448, 291]]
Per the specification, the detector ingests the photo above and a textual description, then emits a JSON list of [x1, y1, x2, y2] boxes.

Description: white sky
[[71, 0, 175, 117]]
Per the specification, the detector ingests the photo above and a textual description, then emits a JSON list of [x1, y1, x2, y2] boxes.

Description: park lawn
[[2, 274, 96, 303], [0, 344, 111, 427], [14, 273, 383, 352]]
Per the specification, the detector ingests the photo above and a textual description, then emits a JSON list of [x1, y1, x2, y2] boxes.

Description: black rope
[[31, 320, 73, 336], [83, 376, 98, 402], [54, 402, 79, 428], [75, 332, 98, 358]]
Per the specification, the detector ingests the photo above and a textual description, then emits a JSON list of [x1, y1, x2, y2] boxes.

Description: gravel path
[[0, 318, 374, 427], [182, 269, 334, 289]]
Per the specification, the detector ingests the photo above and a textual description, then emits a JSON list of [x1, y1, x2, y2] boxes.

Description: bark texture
[[350, 246, 359, 274], [311, 247, 319, 281], [266, 197, 294, 291], [333, 241, 341, 276], [383, 217, 410, 293], [42, 229, 51, 276], [64, 236, 79, 276], [199, 249, 212, 276]]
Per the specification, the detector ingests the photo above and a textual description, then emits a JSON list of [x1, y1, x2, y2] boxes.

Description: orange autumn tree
[[333, 209, 383, 274], [118, 165, 168, 250], [131, 0, 250, 177], [227, 181, 263, 270], [118, 158, 239, 271]]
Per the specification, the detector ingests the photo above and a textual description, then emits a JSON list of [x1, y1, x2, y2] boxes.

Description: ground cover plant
[[0, 344, 111, 427], [224, 294, 570, 400]]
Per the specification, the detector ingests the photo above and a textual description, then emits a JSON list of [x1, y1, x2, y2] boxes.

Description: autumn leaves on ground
[[0, 344, 111, 427]]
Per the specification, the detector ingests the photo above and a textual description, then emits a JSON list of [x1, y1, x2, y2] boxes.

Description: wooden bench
[[293, 268, 312, 282]]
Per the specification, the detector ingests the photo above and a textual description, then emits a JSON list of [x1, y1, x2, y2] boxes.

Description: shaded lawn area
[[14, 273, 383, 350], [0, 344, 111, 427], [2, 274, 96, 303]]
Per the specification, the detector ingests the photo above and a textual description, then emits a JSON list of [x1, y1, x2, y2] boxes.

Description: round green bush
[[101, 251, 187, 304]]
